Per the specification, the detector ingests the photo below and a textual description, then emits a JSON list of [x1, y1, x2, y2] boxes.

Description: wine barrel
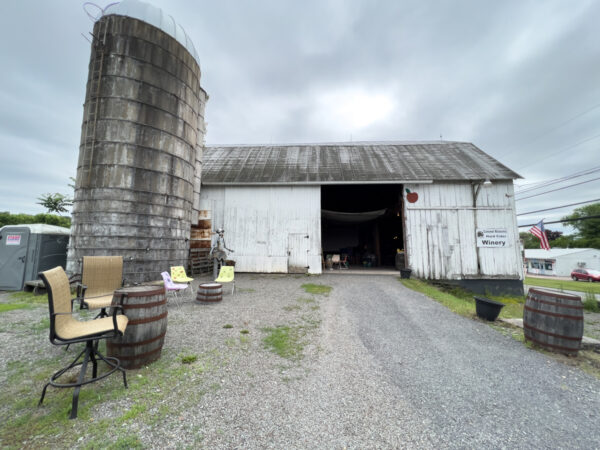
[[523, 288, 583, 356], [107, 285, 168, 369], [196, 283, 223, 303]]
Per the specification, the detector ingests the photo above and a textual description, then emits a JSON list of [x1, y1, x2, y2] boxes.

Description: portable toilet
[[0, 224, 70, 291]]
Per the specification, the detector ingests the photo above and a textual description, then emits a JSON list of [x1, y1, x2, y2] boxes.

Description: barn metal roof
[[201, 141, 521, 185]]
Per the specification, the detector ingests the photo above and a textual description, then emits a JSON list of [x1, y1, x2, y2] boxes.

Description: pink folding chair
[[160, 272, 189, 307]]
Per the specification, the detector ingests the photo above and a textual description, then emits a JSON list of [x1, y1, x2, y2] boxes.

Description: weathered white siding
[[199, 186, 322, 274], [404, 181, 522, 280]]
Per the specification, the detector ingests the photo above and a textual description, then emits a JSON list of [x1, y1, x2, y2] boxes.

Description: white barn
[[524, 248, 600, 277], [197, 141, 524, 295]]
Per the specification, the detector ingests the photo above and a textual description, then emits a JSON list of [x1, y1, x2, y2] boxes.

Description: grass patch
[[301, 283, 332, 296], [0, 303, 32, 313], [399, 279, 476, 318], [262, 326, 304, 360], [0, 349, 222, 448], [583, 291, 600, 312], [297, 297, 316, 304], [106, 434, 144, 449], [222, 324, 233, 329], [180, 354, 198, 364], [400, 278, 600, 380], [282, 304, 301, 312], [240, 329, 249, 334], [8, 291, 48, 305], [525, 277, 600, 294], [399, 279, 526, 320], [32, 317, 50, 332], [119, 403, 147, 422]]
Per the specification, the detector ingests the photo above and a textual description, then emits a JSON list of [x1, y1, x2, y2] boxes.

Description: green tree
[[0, 212, 70, 228], [520, 232, 540, 249], [520, 228, 561, 249], [562, 203, 600, 242], [37, 193, 73, 215]]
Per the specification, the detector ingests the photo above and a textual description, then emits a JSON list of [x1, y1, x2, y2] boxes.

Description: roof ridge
[[205, 140, 470, 148]]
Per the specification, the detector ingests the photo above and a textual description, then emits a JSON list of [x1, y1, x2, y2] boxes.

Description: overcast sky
[[1, 0, 599, 236]]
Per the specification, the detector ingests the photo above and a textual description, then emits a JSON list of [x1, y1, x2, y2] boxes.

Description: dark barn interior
[[321, 184, 404, 268]]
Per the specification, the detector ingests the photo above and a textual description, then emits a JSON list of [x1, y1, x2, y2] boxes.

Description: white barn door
[[288, 233, 309, 273]]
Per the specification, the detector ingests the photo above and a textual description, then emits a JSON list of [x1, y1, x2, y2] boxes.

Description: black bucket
[[400, 269, 412, 279], [474, 296, 505, 321]]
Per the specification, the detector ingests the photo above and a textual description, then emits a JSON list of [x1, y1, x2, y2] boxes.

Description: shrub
[[0, 212, 70, 228]]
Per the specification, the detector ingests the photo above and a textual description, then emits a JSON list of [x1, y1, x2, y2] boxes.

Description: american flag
[[529, 220, 550, 250]]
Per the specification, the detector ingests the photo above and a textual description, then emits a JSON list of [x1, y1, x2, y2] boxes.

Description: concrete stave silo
[[67, 2, 207, 282]]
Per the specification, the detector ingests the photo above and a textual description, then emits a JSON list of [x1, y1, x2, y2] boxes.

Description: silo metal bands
[[67, 13, 207, 282]]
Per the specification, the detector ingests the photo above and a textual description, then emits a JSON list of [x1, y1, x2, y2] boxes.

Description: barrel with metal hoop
[[196, 283, 223, 303], [523, 288, 583, 356], [106, 285, 168, 369]]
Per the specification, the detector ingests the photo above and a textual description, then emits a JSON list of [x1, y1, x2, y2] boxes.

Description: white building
[[524, 248, 600, 277], [197, 141, 524, 295]]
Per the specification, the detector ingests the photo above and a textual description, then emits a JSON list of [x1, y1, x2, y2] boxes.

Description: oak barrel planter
[[523, 288, 583, 356], [107, 285, 168, 369], [196, 283, 223, 303]]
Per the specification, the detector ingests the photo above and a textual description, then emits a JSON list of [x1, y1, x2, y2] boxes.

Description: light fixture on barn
[[472, 179, 493, 206]]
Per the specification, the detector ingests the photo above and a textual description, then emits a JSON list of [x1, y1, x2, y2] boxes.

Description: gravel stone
[[2, 273, 600, 449]]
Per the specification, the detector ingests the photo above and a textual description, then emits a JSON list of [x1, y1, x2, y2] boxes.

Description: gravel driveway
[[337, 275, 600, 448], [2, 273, 600, 449]]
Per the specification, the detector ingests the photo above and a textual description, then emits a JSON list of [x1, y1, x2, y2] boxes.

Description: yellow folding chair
[[170, 266, 194, 283], [215, 266, 235, 295]]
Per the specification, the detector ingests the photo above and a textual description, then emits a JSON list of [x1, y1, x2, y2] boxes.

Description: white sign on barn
[[476, 228, 509, 248]]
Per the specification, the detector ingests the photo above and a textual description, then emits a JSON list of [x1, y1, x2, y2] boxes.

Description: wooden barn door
[[288, 233, 309, 274]]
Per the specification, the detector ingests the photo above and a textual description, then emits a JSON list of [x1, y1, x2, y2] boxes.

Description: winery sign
[[476, 228, 508, 248]]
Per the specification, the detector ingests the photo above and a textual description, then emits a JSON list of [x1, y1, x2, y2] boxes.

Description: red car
[[571, 268, 600, 282]]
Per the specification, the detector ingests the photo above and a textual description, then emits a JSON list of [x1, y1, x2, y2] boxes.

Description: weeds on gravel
[[8, 291, 48, 305], [0, 303, 32, 313], [283, 304, 301, 312], [32, 317, 50, 332], [301, 283, 332, 296], [262, 314, 321, 361], [399, 279, 525, 319], [0, 292, 47, 314], [400, 278, 600, 380], [180, 354, 198, 364], [0, 349, 222, 449], [262, 325, 304, 360], [222, 323, 234, 329], [583, 292, 599, 312]]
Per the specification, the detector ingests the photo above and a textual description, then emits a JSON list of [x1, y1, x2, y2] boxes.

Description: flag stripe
[[529, 221, 550, 250]]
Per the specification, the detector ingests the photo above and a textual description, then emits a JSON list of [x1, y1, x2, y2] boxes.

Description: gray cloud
[[1, 0, 599, 237]]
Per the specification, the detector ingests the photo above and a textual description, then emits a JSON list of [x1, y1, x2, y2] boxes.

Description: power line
[[514, 175, 600, 201], [518, 214, 600, 228], [516, 198, 600, 216], [514, 165, 600, 195], [515, 133, 600, 171], [502, 100, 600, 162]]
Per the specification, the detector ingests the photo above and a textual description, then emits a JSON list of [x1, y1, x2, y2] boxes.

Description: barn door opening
[[321, 184, 404, 269], [288, 233, 309, 274]]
